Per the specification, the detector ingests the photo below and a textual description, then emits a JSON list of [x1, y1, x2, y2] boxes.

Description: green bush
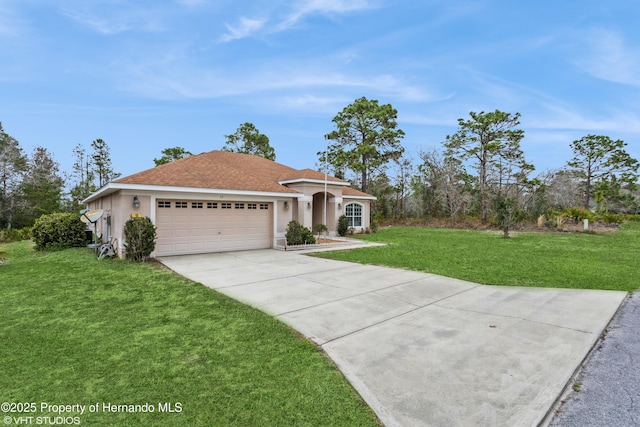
[[123, 217, 157, 262], [600, 212, 626, 225], [337, 215, 349, 237], [312, 223, 328, 237], [493, 195, 517, 238], [561, 207, 597, 223], [0, 227, 32, 243], [18, 227, 32, 240], [285, 220, 315, 246], [32, 213, 87, 250]]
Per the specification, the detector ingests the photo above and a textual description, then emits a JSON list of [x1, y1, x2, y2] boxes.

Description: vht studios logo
[[158, 402, 182, 413]]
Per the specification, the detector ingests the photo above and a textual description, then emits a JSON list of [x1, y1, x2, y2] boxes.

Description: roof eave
[[278, 178, 351, 186], [343, 194, 377, 201], [82, 183, 303, 204]]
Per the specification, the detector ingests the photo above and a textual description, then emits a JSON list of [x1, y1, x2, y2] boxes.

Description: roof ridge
[[114, 150, 299, 194], [110, 150, 370, 196]]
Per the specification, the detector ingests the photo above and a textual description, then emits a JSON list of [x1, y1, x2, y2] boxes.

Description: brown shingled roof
[[113, 150, 373, 197], [278, 168, 346, 183], [342, 186, 375, 198]]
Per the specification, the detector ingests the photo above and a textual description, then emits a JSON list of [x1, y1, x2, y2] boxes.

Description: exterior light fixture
[[284, 201, 289, 209], [338, 203, 342, 210], [307, 202, 311, 209], [133, 195, 140, 209]]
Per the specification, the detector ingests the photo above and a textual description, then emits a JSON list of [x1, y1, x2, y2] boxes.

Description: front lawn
[[318, 223, 640, 292], [0, 242, 380, 426]]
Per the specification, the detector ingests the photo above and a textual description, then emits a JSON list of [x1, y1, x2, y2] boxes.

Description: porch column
[[297, 196, 313, 229]]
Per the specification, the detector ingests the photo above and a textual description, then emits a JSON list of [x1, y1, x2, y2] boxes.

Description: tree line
[[319, 97, 639, 227], [0, 122, 119, 230], [0, 120, 277, 231], [1, 97, 639, 232]]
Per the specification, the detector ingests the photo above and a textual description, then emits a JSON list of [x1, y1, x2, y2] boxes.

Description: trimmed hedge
[[32, 213, 86, 250], [337, 215, 349, 237], [285, 220, 315, 246], [123, 216, 157, 261]]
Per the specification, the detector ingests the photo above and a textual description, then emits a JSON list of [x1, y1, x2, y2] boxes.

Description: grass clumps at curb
[[315, 222, 640, 292], [0, 241, 381, 427]]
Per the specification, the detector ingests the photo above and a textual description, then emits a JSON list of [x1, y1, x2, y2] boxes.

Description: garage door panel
[[190, 242, 205, 252], [155, 200, 272, 256], [174, 243, 191, 252], [173, 229, 190, 238]]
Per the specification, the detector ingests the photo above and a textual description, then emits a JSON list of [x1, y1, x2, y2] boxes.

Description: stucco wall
[[88, 191, 152, 257], [276, 199, 294, 234], [85, 185, 372, 256]]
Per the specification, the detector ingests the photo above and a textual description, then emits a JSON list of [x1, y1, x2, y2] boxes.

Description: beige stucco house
[[83, 150, 375, 257]]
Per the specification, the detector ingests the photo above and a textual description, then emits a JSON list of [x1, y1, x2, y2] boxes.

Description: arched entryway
[[312, 191, 337, 234]]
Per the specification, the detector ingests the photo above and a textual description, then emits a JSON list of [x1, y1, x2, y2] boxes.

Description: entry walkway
[[159, 250, 626, 426]]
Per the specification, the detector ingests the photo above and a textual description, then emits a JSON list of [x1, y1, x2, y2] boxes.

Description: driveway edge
[[539, 292, 630, 427]]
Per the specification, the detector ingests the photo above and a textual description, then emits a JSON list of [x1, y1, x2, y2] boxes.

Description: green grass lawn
[[318, 222, 640, 292], [0, 242, 380, 426]]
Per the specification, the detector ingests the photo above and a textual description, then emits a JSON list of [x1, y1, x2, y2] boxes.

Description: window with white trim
[[176, 201, 188, 208], [221, 203, 232, 209], [192, 202, 203, 209], [345, 203, 363, 227], [259, 203, 269, 210], [207, 202, 218, 209], [248, 203, 257, 210], [158, 201, 171, 208], [235, 203, 245, 209]]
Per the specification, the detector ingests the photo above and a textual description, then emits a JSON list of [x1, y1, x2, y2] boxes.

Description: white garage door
[[155, 200, 272, 256]]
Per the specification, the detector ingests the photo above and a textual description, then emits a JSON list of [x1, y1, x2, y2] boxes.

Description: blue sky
[[1, 0, 639, 182]]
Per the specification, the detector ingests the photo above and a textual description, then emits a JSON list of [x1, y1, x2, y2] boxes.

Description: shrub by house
[[32, 213, 86, 250]]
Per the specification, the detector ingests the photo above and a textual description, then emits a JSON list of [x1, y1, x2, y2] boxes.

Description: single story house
[[83, 150, 375, 257]]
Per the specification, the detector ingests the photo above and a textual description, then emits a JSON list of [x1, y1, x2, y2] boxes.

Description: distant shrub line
[[0, 227, 32, 243]]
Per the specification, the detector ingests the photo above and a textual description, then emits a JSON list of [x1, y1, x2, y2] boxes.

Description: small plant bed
[[277, 237, 355, 251], [0, 241, 380, 427], [315, 222, 640, 292], [315, 237, 344, 244]]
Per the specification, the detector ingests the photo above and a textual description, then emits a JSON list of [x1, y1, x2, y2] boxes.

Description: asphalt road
[[549, 292, 640, 427]]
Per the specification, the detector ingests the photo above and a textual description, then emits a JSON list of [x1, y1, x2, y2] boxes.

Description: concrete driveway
[[159, 249, 626, 427]]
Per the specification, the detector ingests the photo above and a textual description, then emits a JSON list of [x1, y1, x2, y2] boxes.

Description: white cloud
[[577, 28, 640, 87], [275, 95, 352, 113], [462, 72, 640, 137], [0, 1, 26, 37], [365, 75, 442, 103], [278, 0, 373, 30], [218, 16, 267, 42], [218, 0, 374, 42], [115, 52, 441, 109], [61, 4, 165, 35], [528, 104, 640, 134]]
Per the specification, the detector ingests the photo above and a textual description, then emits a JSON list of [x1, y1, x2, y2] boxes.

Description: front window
[[345, 203, 362, 227]]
